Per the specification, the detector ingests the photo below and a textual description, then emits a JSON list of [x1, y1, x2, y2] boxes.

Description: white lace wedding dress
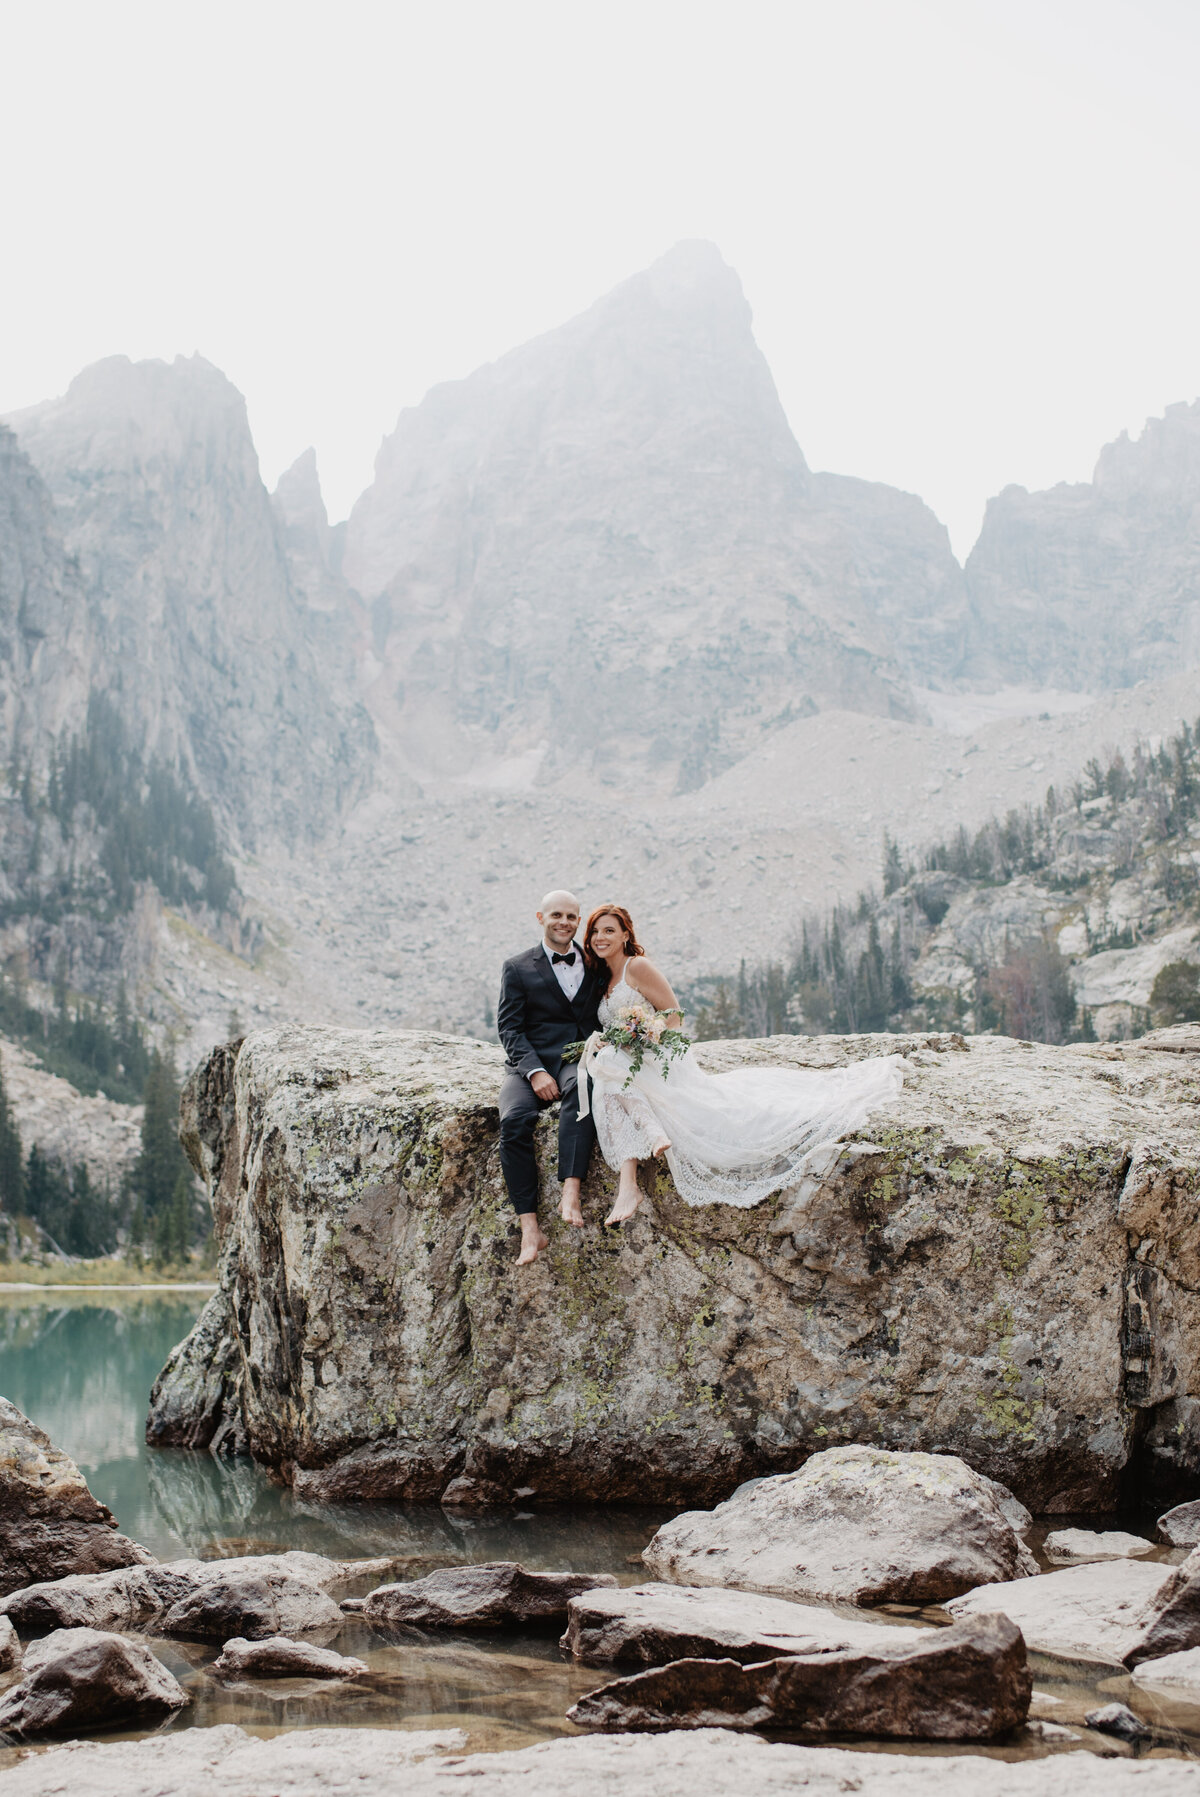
[[584, 966, 906, 1209]]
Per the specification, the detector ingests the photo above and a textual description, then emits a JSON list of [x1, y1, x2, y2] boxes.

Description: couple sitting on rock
[[496, 889, 904, 1264]]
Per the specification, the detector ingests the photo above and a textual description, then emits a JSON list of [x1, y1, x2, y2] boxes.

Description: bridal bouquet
[[562, 1004, 691, 1088]]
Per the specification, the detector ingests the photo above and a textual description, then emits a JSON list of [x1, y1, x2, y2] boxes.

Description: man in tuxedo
[[497, 889, 602, 1264]]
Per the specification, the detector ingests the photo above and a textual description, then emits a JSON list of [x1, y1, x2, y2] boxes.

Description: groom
[[497, 890, 602, 1264]]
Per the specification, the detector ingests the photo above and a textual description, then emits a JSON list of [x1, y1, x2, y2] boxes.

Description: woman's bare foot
[[516, 1215, 550, 1264], [652, 1138, 671, 1158], [606, 1163, 643, 1227], [559, 1179, 585, 1227]]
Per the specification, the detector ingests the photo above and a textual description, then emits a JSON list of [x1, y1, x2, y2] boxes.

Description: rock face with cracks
[[0, 1397, 154, 1596], [146, 1024, 1200, 1511], [566, 1612, 1031, 1739], [643, 1446, 1037, 1602], [0, 1626, 188, 1737]]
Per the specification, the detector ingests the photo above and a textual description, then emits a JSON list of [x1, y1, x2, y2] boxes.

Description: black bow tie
[[552, 951, 577, 966]]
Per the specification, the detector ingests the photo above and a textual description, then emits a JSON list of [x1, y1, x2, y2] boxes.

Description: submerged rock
[[1132, 1644, 1200, 1697], [212, 1635, 368, 1678], [353, 1562, 617, 1630], [1084, 1701, 1152, 1742], [1044, 1529, 1155, 1563], [1158, 1500, 1200, 1547], [643, 1446, 1037, 1603], [567, 1612, 1030, 1740], [0, 1626, 188, 1737], [0, 1721, 1190, 1795], [0, 1397, 153, 1595], [949, 1558, 1173, 1663], [561, 1581, 918, 1667], [145, 1027, 1200, 1511]]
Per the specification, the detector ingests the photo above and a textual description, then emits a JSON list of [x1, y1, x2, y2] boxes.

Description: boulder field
[[146, 1023, 1200, 1510]]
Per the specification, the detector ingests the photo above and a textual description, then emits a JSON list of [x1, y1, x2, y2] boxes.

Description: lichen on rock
[[146, 1024, 1200, 1510]]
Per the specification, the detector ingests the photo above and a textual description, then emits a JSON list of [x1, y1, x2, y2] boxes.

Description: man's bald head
[[539, 888, 580, 915], [537, 890, 581, 952]]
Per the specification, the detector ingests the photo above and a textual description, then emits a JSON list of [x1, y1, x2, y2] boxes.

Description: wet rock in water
[[212, 1634, 368, 1678], [561, 1581, 919, 1667], [160, 1568, 342, 1640], [0, 1626, 188, 1737], [1085, 1701, 1152, 1742], [643, 1446, 1037, 1604], [1126, 1545, 1200, 1665], [147, 1028, 1200, 1514], [0, 1613, 20, 1672], [567, 1613, 1030, 1739], [0, 1721, 1190, 1795], [0, 1398, 154, 1595], [1132, 1644, 1200, 1697], [0, 1551, 374, 1638], [948, 1558, 1173, 1663], [1044, 1528, 1155, 1563], [1157, 1500, 1200, 1548], [357, 1562, 617, 1630]]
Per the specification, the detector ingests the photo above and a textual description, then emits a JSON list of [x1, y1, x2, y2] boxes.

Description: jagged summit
[[964, 398, 1200, 690], [5, 356, 374, 844], [343, 240, 960, 790]]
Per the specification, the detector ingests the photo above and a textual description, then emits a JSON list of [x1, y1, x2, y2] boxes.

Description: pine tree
[[131, 1052, 192, 1225], [0, 1061, 22, 1216]]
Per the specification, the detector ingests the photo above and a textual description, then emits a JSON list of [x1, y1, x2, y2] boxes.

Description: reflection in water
[[0, 1290, 1196, 1764]]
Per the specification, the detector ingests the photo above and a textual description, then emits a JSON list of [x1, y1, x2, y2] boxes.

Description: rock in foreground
[[1045, 1529, 1155, 1563], [0, 1551, 385, 1637], [1158, 1502, 1200, 1548], [567, 1613, 1030, 1739], [561, 1581, 919, 1666], [644, 1446, 1036, 1603], [949, 1559, 1174, 1663], [147, 1026, 1200, 1511], [0, 1398, 153, 1595], [3, 1723, 1193, 1796], [212, 1635, 368, 1679], [0, 1626, 188, 1737], [351, 1562, 616, 1630]]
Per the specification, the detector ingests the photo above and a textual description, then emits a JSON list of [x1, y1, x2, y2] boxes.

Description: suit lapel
[[529, 944, 578, 1024]]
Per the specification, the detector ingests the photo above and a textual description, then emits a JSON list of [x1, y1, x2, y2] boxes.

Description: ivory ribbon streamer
[[575, 1030, 603, 1120]]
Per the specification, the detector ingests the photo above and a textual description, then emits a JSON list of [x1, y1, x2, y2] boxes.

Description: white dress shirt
[[543, 938, 584, 1000]]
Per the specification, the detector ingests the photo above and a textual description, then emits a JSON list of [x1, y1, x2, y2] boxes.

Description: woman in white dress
[[577, 904, 906, 1227]]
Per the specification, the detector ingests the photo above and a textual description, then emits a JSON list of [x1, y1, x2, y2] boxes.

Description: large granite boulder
[[0, 1626, 188, 1737], [643, 1446, 1036, 1602], [212, 1635, 368, 1679], [0, 1397, 154, 1595], [146, 1025, 1200, 1511], [566, 1613, 1031, 1739], [948, 1559, 1176, 1663]]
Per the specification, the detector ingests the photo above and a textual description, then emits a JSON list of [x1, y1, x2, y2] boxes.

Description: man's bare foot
[[605, 1166, 643, 1227], [559, 1179, 585, 1228], [516, 1216, 550, 1264]]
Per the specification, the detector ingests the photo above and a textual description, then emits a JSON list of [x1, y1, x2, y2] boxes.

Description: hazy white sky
[[3, 0, 1198, 557]]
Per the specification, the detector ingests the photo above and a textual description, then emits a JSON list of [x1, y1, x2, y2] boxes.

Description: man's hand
[[530, 1070, 560, 1102]]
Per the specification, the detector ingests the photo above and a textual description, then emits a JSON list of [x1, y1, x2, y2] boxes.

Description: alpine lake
[[0, 1287, 1196, 1766]]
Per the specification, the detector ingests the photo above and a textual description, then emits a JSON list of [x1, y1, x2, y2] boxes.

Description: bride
[[571, 903, 906, 1227]]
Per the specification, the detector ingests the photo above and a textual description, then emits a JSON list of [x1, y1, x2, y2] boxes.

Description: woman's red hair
[[583, 904, 644, 971]]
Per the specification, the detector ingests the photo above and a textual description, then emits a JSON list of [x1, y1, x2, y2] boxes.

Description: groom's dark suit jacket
[[497, 944, 602, 1079]]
